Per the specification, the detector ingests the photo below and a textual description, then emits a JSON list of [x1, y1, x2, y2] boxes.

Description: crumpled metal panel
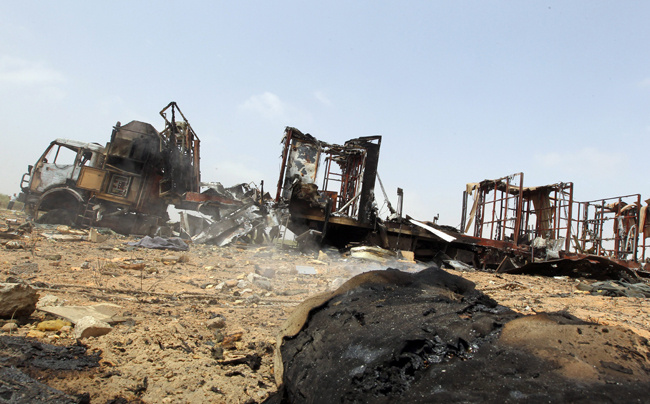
[[191, 204, 263, 246]]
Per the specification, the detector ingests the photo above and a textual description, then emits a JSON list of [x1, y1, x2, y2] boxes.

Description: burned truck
[[274, 128, 650, 278], [19, 102, 201, 235], [275, 127, 455, 260]]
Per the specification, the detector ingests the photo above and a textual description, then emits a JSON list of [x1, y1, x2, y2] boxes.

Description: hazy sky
[[1, 2, 648, 227]]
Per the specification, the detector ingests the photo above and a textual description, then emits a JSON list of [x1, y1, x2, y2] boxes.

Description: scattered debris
[[219, 354, 262, 371], [295, 265, 316, 275], [498, 256, 640, 282], [577, 280, 650, 298], [350, 246, 396, 262], [127, 236, 189, 251]]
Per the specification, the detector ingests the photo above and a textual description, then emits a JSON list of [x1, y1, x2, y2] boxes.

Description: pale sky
[[1, 2, 649, 228]]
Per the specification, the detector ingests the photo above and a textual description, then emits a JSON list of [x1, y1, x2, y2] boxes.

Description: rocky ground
[[0, 207, 649, 403]]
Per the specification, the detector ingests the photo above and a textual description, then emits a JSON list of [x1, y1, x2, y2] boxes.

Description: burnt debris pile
[[269, 267, 650, 403]]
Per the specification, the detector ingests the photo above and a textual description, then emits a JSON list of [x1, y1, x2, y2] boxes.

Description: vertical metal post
[[514, 173, 524, 245], [275, 129, 293, 202], [397, 187, 404, 219], [565, 184, 573, 251]]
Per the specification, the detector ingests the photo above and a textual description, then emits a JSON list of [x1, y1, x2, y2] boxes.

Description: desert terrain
[[1, 206, 649, 403]]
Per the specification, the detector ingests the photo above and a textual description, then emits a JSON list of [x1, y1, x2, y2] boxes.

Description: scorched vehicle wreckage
[[17, 104, 650, 277]]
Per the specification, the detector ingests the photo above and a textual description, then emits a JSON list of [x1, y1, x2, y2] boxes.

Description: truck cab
[[20, 139, 106, 224]]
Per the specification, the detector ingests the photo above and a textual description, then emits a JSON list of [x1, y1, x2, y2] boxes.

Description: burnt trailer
[[276, 128, 650, 275], [19, 102, 204, 235], [275, 127, 455, 260], [456, 172, 650, 275]]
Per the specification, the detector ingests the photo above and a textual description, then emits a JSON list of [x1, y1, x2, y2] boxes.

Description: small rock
[[37, 319, 71, 331], [81, 261, 91, 269], [59, 325, 72, 333], [253, 278, 272, 291], [211, 346, 224, 360], [318, 250, 329, 261], [222, 332, 243, 349], [36, 294, 64, 308], [42, 254, 62, 261], [255, 267, 276, 279], [246, 294, 261, 304], [161, 255, 180, 264], [9, 262, 39, 275], [281, 289, 309, 296], [74, 316, 112, 339], [206, 317, 226, 330], [237, 280, 249, 289], [330, 278, 347, 290], [224, 280, 238, 288], [89, 228, 108, 243], [26, 330, 46, 338], [2, 323, 18, 333], [5, 241, 25, 250]]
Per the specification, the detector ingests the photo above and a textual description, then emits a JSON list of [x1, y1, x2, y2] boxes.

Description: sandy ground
[[1, 207, 649, 403]]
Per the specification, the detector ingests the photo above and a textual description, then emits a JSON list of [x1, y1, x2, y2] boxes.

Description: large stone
[[0, 283, 39, 319], [74, 316, 112, 339]]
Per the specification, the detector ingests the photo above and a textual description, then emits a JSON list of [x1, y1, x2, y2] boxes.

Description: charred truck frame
[[19, 102, 207, 235], [275, 129, 649, 275], [275, 127, 455, 261], [457, 172, 649, 275], [18, 108, 649, 276]]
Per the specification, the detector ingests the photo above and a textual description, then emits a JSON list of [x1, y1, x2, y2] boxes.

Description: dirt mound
[[269, 266, 650, 403]]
